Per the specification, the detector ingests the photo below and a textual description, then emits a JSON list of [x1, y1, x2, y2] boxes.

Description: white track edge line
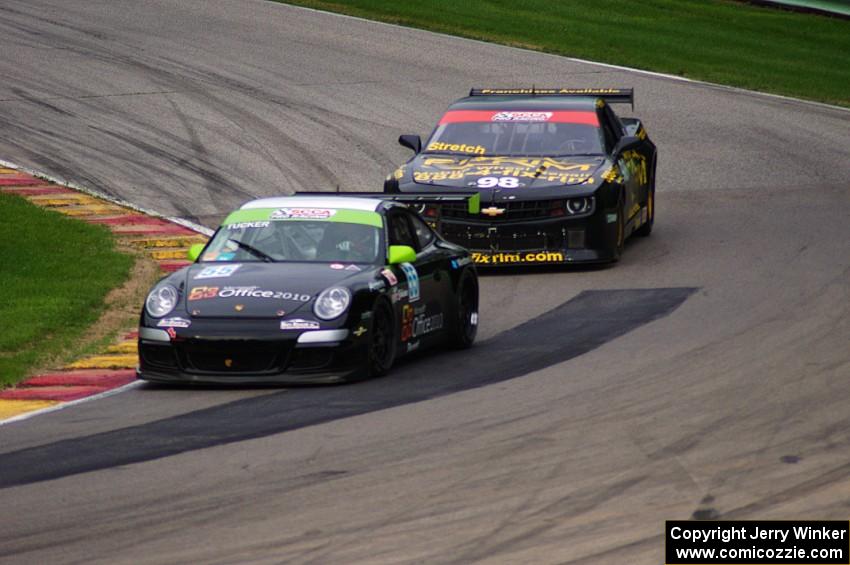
[[0, 381, 143, 427], [0, 158, 214, 236], [280, 2, 850, 115]]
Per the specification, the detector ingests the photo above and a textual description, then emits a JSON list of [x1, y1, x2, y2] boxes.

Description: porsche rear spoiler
[[294, 191, 481, 214], [469, 87, 634, 108]]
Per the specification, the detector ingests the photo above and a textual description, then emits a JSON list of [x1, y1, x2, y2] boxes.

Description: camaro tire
[[635, 164, 656, 238], [447, 268, 478, 349], [611, 199, 625, 262], [635, 186, 654, 237]]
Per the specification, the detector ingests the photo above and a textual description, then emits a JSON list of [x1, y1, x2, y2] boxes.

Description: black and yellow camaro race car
[[137, 195, 479, 384], [385, 88, 657, 266]]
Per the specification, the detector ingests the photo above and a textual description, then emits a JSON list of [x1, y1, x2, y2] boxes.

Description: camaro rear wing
[[294, 191, 481, 214], [469, 87, 634, 108]]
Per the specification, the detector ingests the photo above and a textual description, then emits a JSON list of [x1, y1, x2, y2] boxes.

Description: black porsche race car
[[385, 88, 657, 266], [137, 195, 479, 384]]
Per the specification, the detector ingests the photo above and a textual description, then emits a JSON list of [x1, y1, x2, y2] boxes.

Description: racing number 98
[[477, 177, 519, 188]]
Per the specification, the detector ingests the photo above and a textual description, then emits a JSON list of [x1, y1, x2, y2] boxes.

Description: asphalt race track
[[1, 1, 849, 563]]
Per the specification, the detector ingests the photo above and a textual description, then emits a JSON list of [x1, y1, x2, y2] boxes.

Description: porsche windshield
[[424, 109, 605, 157], [201, 213, 382, 264]]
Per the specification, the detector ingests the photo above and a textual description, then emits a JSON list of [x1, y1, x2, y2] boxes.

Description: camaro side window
[[600, 107, 624, 153]]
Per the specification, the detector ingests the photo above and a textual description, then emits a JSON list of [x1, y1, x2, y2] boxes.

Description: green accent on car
[[187, 243, 205, 261], [388, 245, 417, 265], [222, 208, 383, 228], [467, 192, 480, 214]]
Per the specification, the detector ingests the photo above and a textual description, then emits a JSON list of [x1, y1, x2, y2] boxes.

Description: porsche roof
[[241, 196, 384, 212]]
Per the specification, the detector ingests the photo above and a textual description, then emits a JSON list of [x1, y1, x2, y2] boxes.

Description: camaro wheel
[[611, 200, 625, 262], [635, 170, 655, 237], [448, 268, 478, 349], [367, 299, 396, 377], [635, 187, 654, 237]]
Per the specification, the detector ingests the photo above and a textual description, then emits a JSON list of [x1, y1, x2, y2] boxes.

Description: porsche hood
[[182, 262, 369, 319]]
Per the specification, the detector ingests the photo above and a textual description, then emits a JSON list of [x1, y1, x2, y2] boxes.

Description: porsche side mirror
[[398, 134, 422, 154], [388, 245, 417, 265], [187, 243, 205, 262]]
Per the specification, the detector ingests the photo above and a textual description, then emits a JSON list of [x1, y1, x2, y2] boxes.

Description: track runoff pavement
[[0, 1, 849, 563]]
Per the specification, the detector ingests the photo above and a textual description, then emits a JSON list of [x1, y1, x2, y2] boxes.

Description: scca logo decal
[[399, 262, 420, 302]]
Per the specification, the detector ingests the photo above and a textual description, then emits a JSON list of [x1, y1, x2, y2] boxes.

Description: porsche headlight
[[313, 287, 351, 320], [145, 284, 179, 318]]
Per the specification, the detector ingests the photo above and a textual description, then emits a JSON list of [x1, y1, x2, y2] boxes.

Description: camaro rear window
[[202, 208, 382, 263], [425, 109, 604, 157]]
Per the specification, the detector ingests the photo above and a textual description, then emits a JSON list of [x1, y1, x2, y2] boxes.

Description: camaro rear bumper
[[440, 210, 620, 266], [469, 247, 612, 265]]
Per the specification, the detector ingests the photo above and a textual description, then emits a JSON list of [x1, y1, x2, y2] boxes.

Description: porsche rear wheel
[[367, 299, 396, 377]]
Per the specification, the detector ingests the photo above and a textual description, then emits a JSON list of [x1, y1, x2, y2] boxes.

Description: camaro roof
[[241, 196, 385, 212]]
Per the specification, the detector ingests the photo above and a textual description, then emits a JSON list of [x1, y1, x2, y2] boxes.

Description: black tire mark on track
[[0, 288, 695, 489], [0, 6, 362, 212]]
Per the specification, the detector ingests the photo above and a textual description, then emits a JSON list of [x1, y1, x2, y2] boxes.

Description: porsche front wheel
[[366, 299, 396, 378]]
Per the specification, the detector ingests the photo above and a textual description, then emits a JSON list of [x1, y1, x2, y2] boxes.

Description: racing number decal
[[400, 304, 414, 342], [399, 262, 420, 302], [188, 286, 219, 301], [476, 176, 519, 188], [400, 304, 443, 343]]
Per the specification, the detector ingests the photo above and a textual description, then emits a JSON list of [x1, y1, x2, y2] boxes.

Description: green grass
[[280, 0, 850, 107], [0, 193, 134, 387]]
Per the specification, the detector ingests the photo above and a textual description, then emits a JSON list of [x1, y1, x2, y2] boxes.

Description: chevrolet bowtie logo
[[481, 206, 506, 217]]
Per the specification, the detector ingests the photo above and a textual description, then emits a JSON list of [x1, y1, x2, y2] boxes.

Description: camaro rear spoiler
[[469, 87, 634, 108], [294, 191, 481, 214]]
